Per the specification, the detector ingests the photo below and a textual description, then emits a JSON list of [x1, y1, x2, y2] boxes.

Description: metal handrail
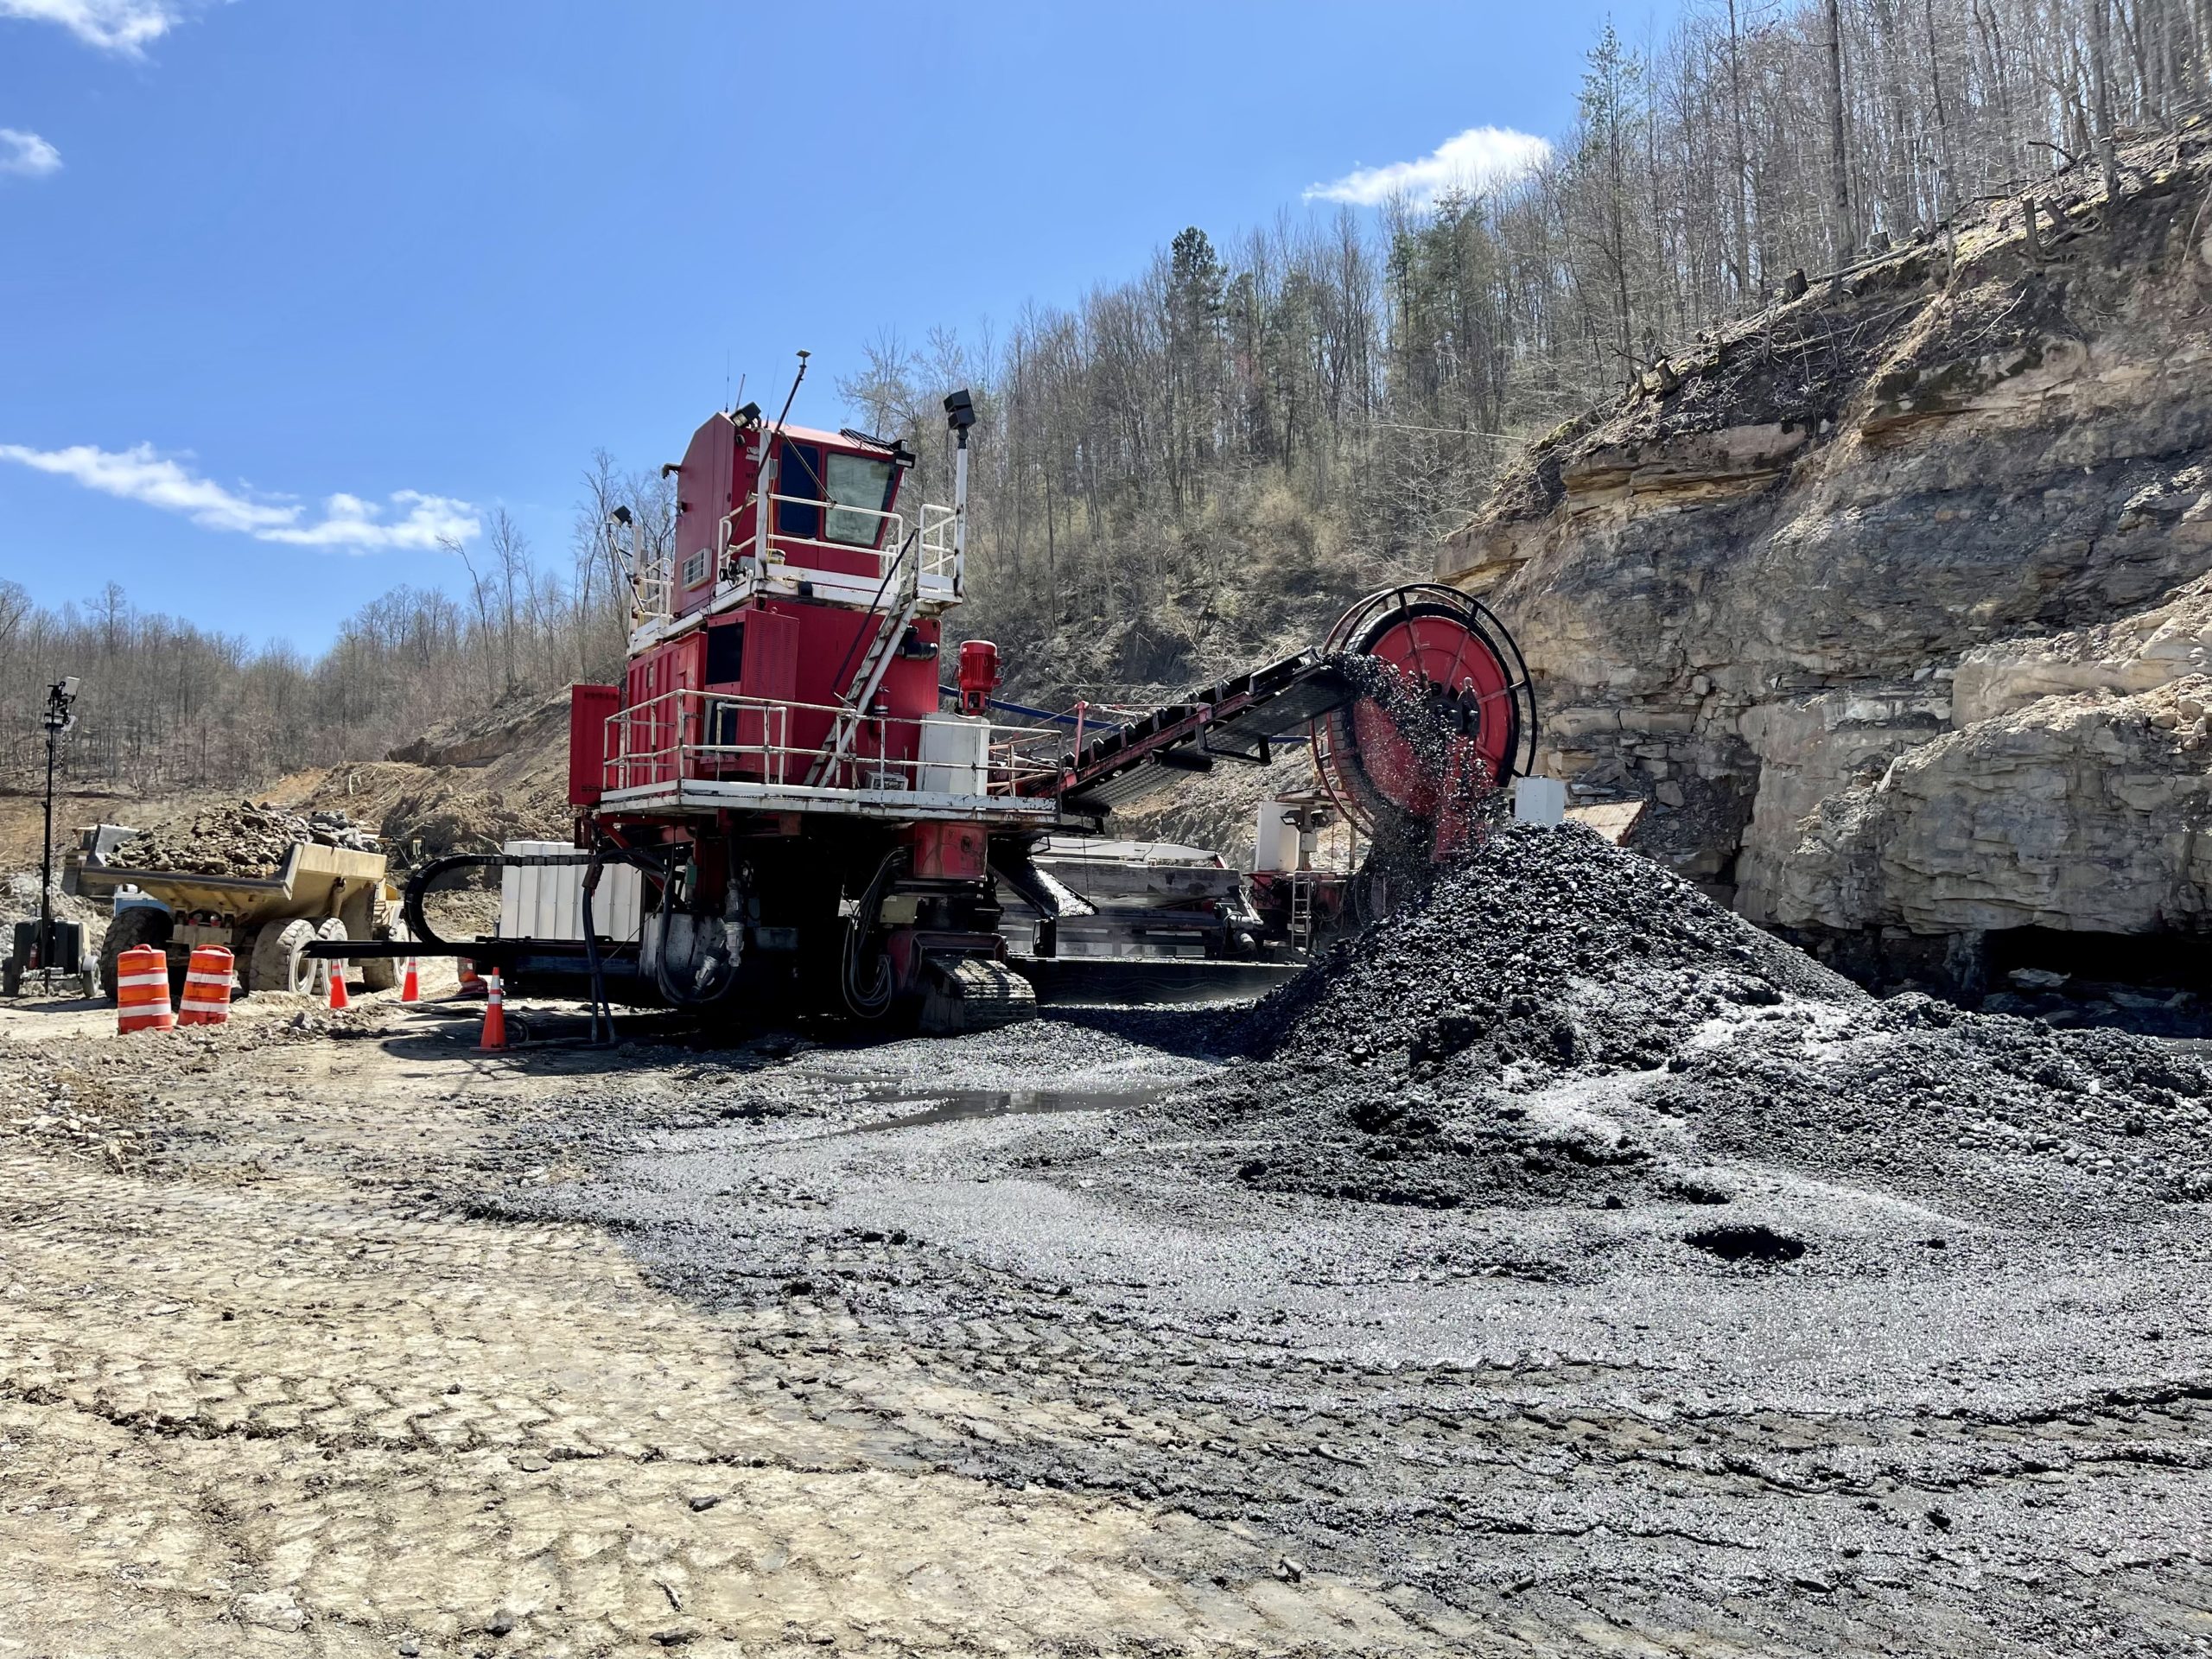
[[602, 689, 1063, 798], [632, 554, 674, 625], [647, 493, 962, 626], [603, 693, 794, 791], [917, 502, 962, 583], [751, 494, 963, 582]]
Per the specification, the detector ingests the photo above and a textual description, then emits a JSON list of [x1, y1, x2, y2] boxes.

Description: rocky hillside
[[265, 688, 573, 873], [1441, 121, 2212, 990]]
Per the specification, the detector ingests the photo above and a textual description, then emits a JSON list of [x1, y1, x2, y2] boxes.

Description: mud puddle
[[842, 1082, 1173, 1135]]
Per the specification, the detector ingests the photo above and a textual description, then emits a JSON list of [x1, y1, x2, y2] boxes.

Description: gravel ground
[[4, 830, 2212, 1655], [493, 1006, 2212, 1657]]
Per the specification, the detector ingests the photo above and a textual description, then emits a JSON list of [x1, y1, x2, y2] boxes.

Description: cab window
[[824, 454, 896, 547], [774, 442, 824, 540]]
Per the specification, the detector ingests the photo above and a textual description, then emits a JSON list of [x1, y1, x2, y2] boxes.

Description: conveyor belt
[[1047, 651, 1355, 815]]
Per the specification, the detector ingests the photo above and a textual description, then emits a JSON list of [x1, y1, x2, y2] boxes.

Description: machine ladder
[[1288, 870, 1318, 953], [807, 535, 921, 787]]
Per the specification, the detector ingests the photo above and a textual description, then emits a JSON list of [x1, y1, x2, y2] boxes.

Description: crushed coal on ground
[[1168, 822, 2212, 1222]]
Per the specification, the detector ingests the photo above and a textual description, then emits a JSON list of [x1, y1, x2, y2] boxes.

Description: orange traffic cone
[[327, 957, 349, 1011], [475, 969, 507, 1051], [455, 957, 486, 1000], [399, 956, 420, 1003]]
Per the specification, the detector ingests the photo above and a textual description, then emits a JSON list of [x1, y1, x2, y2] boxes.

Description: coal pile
[[1177, 823, 2212, 1219], [1249, 820, 1848, 1067], [1649, 993, 2212, 1212], [118, 804, 378, 878]]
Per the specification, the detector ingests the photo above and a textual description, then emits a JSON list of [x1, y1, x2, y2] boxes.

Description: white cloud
[[1306, 125, 1552, 208], [0, 442, 481, 550], [0, 0, 181, 54], [0, 128, 60, 177]]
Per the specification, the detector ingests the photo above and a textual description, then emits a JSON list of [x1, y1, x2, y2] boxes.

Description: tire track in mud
[[491, 1042, 2212, 1659]]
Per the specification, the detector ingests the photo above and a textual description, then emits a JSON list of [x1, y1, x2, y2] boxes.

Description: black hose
[[580, 838, 616, 1045], [401, 851, 511, 952], [645, 845, 740, 1008], [840, 848, 904, 1020]]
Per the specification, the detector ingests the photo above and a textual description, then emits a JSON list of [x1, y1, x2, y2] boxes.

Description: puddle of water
[[845, 1084, 1171, 1134]]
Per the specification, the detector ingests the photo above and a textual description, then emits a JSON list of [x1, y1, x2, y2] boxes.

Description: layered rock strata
[[1440, 124, 2212, 982]]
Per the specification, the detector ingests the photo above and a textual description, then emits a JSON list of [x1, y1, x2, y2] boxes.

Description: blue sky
[[0, 0, 1629, 651]]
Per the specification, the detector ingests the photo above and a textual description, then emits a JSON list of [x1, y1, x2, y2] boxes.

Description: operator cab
[[662, 410, 950, 623], [601, 395, 973, 794]]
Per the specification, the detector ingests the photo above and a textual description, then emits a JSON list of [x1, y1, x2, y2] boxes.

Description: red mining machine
[[363, 372, 1536, 1035]]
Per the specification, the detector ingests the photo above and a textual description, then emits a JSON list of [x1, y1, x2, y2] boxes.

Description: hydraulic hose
[[580, 836, 618, 1044], [645, 844, 740, 1009], [840, 848, 905, 1020], [401, 851, 512, 953]]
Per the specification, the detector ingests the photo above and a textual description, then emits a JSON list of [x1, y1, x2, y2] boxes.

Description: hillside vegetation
[[4, 0, 2204, 802]]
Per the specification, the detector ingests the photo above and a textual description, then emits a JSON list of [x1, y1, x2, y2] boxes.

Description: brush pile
[[1192, 823, 2212, 1218]]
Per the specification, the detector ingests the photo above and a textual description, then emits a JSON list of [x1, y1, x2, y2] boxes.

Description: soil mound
[[3, 871, 106, 953], [1187, 823, 2212, 1218]]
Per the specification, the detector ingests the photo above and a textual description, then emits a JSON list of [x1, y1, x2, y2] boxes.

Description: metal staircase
[[806, 536, 920, 788]]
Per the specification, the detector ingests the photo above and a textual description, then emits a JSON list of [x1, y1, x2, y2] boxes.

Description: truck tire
[[251, 918, 319, 996], [233, 925, 264, 994], [315, 917, 349, 994], [359, 920, 407, 992], [99, 906, 174, 1002]]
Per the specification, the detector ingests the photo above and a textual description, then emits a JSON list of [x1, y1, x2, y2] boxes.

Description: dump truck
[[68, 831, 405, 1000]]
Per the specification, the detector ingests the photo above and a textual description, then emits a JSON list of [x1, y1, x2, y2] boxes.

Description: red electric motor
[[957, 639, 1001, 716]]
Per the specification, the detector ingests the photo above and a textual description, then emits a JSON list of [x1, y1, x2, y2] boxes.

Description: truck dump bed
[[71, 841, 390, 925]]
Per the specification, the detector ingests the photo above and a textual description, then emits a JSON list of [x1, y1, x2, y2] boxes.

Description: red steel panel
[[912, 821, 987, 880], [739, 608, 799, 702], [671, 414, 738, 614], [568, 683, 618, 804], [737, 608, 800, 780]]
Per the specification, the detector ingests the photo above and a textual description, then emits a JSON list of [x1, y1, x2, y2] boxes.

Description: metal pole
[[950, 426, 969, 598], [38, 713, 55, 964], [35, 679, 77, 984]]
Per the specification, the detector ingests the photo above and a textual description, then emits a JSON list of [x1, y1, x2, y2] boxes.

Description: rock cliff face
[[1440, 124, 2212, 985]]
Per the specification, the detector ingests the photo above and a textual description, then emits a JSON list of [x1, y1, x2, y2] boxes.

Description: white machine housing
[[499, 839, 644, 944], [1512, 776, 1567, 826], [918, 712, 991, 795]]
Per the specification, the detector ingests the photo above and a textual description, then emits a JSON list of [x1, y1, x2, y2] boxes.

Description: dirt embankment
[[290, 687, 575, 868]]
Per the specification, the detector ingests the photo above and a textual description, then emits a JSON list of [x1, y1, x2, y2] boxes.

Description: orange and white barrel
[[115, 944, 175, 1034], [177, 944, 235, 1025]]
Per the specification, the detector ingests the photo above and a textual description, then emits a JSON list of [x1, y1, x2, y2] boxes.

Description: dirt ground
[[3, 985, 2210, 1657]]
